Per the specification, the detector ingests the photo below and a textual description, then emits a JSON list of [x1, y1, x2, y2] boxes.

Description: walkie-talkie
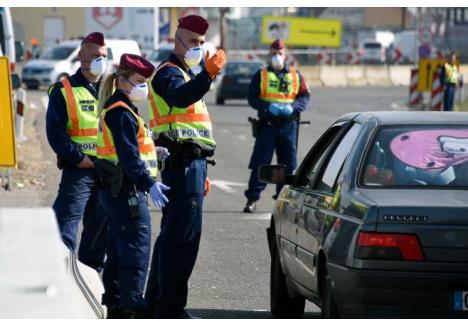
[[128, 185, 140, 219]]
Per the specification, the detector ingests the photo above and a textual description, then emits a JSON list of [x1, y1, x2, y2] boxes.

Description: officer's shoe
[[243, 200, 256, 213]]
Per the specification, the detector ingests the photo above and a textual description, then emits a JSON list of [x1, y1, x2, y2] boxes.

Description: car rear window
[[225, 63, 263, 76], [361, 125, 468, 188], [364, 43, 381, 49], [41, 46, 76, 60]]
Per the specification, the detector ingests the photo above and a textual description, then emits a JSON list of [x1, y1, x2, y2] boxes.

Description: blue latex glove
[[156, 146, 170, 162], [267, 103, 283, 116], [280, 104, 294, 116], [150, 182, 170, 208]]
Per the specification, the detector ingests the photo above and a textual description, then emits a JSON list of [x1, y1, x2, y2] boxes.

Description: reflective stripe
[[97, 101, 155, 155], [61, 79, 97, 137], [76, 142, 97, 152], [167, 128, 212, 138], [148, 61, 215, 146], [148, 62, 209, 128], [260, 69, 268, 98], [260, 67, 299, 101], [97, 99, 158, 177]]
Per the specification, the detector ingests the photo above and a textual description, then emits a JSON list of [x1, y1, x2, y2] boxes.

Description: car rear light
[[10, 62, 16, 72], [356, 231, 424, 261], [222, 77, 231, 85]]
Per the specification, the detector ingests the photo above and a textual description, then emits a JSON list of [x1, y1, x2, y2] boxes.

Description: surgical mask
[[90, 56, 107, 76], [125, 78, 149, 102], [271, 54, 284, 70], [177, 35, 203, 67]]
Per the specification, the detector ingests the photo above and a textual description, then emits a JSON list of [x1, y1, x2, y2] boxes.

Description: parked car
[[215, 60, 265, 105], [22, 39, 140, 89], [361, 40, 385, 64], [262, 111, 468, 318], [148, 42, 175, 68]]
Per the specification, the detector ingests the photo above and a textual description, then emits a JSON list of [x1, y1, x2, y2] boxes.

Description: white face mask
[[90, 56, 107, 76], [184, 47, 203, 67], [128, 83, 149, 102], [177, 34, 203, 67], [271, 54, 284, 70]]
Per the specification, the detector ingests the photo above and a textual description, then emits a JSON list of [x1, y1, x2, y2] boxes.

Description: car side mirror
[[258, 165, 296, 185], [11, 73, 22, 90], [71, 56, 79, 63]]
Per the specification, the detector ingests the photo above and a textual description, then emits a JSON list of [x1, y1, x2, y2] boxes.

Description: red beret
[[119, 53, 155, 78], [178, 15, 209, 35], [270, 39, 285, 50], [82, 32, 105, 46]]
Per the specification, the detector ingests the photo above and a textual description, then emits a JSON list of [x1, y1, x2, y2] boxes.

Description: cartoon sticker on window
[[390, 130, 468, 170]]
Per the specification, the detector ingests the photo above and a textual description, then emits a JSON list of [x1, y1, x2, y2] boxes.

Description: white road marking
[[41, 96, 48, 110], [237, 134, 248, 141], [211, 179, 246, 193], [391, 102, 408, 111], [240, 213, 271, 220]]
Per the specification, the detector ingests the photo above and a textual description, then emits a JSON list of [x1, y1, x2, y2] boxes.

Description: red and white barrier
[[347, 51, 360, 65], [409, 68, 423, 107], [430, 69, 443, 111], [317, 50, 332, 65], [392, 48, 403, 64], [15, 88, 28, 143]]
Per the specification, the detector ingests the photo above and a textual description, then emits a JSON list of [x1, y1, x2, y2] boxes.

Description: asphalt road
[[28, 85, 407, 318]]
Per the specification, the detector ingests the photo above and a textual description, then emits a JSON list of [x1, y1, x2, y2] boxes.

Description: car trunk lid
[[360, 189, 468, 262]]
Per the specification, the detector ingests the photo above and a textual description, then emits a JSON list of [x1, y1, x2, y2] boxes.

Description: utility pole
[[219, 8, 229, 50], [401, 7, 406, 30]]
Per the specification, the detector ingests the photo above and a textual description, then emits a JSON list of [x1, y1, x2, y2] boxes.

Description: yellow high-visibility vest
[[445, 63, 459, 84], [259, 67, 300, 104], [148, 61, 215, 147], [50, 78, 99, 156], [96, 100, 158, 178]]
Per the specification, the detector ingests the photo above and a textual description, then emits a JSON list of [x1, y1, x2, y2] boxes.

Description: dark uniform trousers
[[52, 165, 107, 271], [145, 157, 207, 318], [245, 120, 298, 201], [100, 188, 152, 309], [444, 83, 456, 111]]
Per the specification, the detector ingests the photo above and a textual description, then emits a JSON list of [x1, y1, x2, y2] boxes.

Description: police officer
[[46, 32, 108, 270], [442, 52, 459, 111], [145, 15, 226, 318], [243, 39, 310, 213], [96, 53, 170, 318]]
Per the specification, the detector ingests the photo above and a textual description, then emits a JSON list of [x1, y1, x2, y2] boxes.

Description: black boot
[[243, 200, 256, 213], [107, 306, 144, 319], [106, 306, 125, 319]]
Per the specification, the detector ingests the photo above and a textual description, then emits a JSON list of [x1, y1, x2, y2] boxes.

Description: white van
[[0, 7, 16, 72], [361, 40, 385, 64], [22, 39, 140, 89]]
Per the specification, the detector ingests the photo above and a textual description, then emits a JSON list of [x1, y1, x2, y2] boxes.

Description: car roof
[[57, 40, 81, 47], [339, 111, 468, 126]]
